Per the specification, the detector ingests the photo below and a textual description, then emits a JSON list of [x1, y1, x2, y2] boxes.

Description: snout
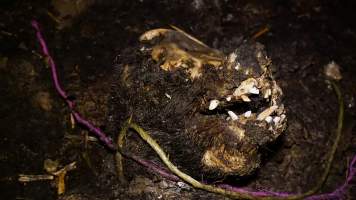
[[202, 145, 260, 176]]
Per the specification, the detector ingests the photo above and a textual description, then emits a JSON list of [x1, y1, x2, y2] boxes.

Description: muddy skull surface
[[111, 27, 287, 177]]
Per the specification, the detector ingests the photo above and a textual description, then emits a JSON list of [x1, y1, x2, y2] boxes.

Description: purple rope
[[128, 154, 180, 182], [31, 20, 356, 199], [219, 156, 356, 199], [218, 184, 292, 197], [31, 20, 115, 150], [305, 155, 356, 200]]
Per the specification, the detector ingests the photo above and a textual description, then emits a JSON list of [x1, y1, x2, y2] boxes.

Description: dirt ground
[[1, 0, 356, 199]]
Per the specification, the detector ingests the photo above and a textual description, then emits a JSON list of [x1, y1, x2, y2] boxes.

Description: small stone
[[43, 159, 59, 173], [33, 91, 52, 111], [177, 181, 190, 190], [177, 182, 185, 187], [324, 61, 342, 80], [159, 180, 169, 189]]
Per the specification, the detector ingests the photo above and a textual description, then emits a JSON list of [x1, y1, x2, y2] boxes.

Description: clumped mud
[[0, 0, 356, 200]]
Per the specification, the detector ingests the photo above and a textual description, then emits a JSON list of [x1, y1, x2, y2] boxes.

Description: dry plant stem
[[18, 174, 54, 182], [116, 119, 180, 183], [117, 121, 258, 199], [252, 26, 270, 39], [116, 122, 129, 183], [292, 81, 344, 199], [128, 123, 257, 200], [117, 81, 346, 200]]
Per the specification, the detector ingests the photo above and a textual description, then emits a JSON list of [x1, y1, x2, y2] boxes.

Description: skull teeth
[[273, 116, 281, 124], [265, 116, 273, 123], [244, 110, 252, 118], [249, 87, 260, 95], [241, 95, 251, 102], [227, 111, 239, 121], [257, 105, 278, 121], [209, 100, 220, 110]]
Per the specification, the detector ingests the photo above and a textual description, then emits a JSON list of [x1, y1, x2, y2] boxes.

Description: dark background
[[0, 0, 355, 199]]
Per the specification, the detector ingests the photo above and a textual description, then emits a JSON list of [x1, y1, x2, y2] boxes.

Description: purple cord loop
[[129, 154, 180, 182], [31, 20, 355, 199], [305, 155, 356, 200], [31, 20, 116, 150], [219, 156, 356, 200]]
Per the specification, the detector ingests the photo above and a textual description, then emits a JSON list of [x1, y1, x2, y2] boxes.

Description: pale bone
[[241, 95, 251, 102], [263, 88, 271, 98], [227, 52, 237, 64], [233, 78, 258, 97], [257, 105, 278, 121], [139, 28, 171, 41], [234, 62, 241, 70]]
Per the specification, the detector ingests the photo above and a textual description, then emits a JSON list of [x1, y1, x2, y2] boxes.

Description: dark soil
[[1, 0, 355, 199]]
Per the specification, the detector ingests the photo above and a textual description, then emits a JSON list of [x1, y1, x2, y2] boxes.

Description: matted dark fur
[[109, 29, 286, 179]]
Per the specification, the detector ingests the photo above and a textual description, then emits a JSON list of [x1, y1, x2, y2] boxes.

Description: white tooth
[[264, 89, 272, 98], [226, 117, 231, 121], [244, 110, 252, 118], [273, 116, 281, 124], [241, 95, 251, 102], [165, 93, 172, 99], [280, 114, 286, 122], [209, 100, 220, 110], [234, 62, 241, 70], [265, 116, 273, 123], [257, 105, 278, 121], [233, 78, 257, 97], [227, 111, 239, 121], [249, 87, 260, 94], [226, 96, 232, 102], [228, 53, 237, 63]]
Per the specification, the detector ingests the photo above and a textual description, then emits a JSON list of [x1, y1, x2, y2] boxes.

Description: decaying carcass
[[109, 27, 287, 179]]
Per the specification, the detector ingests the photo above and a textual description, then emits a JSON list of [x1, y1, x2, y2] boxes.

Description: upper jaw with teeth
[[199, 47, 286, 176]]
